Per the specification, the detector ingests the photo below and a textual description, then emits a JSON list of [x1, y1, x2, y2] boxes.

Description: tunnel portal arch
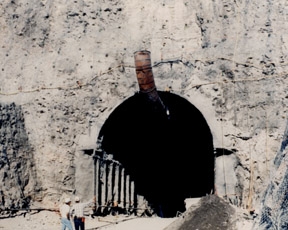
[[97, 91, 215, 217]]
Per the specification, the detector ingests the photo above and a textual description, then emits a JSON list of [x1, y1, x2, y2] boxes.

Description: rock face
[[0, 103, 40, 209], [0, 0, 287, 223], [253, 122, 288, 229]]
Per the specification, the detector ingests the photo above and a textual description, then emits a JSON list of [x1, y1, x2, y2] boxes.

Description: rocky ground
[[0, 195, 255, 230], [0, 211, 178, 230]]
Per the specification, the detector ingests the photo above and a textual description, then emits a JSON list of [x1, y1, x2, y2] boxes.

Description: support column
[[100, 162, 107, 212], [120, 168, 125, 208], [95, 159, 100, 208], [131, 181, 135, 212], [113, 164, 120, 205], [125, 174, 130, 209], [107, 162, 113, 204]]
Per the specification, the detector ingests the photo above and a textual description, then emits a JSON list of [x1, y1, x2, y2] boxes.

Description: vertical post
[[113, 164, 120, 205], [101, 162, 107, 213], [131, 181, 135, 213], [213, 148, 217, 196], [107, 162, 113, 204], [125, 174, 130, 210], [95, 158, 100, 208], [120, 168, 125, 208]]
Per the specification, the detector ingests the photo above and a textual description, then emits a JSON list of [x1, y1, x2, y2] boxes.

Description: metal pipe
[[134, 50, 166, 111], [134, 50, 156, 93]]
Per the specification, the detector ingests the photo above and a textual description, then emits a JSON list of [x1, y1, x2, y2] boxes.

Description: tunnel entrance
[[97, 91, 215, 217]]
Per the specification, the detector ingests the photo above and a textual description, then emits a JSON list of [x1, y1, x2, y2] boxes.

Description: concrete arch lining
[[96, 91, 215, 217]]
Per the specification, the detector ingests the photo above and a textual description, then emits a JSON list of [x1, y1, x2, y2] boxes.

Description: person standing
[[71, 196, 96, 230], [59, 197, 73, 230]]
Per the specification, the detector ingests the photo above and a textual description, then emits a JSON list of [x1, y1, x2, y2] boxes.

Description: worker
[[70, 196, 96, 230], [59, 197, 73, 230]]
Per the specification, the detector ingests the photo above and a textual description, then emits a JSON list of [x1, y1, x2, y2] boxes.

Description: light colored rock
[[0, 1, 287, 228]]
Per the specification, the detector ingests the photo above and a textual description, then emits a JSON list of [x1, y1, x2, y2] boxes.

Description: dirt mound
[[164, 195, 237, 230]]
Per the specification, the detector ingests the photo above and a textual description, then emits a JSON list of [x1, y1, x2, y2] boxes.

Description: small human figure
[[111, 201, 119, 216], [70, 196, 96, 230], [59, 198, 73, 230]]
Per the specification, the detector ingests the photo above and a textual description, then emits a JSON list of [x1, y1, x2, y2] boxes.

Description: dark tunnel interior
[[98, 91, 215, 217]]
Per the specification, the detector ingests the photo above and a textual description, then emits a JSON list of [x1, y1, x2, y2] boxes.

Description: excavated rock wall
[[0, 103, 40, 210], [253, 122, 288, 229], [0, 0, 287, 214]]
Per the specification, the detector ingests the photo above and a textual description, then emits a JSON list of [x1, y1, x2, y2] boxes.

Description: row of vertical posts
[[93, 156, 137, 215]]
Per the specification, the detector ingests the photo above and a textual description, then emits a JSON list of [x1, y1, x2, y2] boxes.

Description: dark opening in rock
[[98, 91, 215, 217]]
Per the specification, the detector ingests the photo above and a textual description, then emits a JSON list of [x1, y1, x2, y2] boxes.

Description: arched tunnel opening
[[97, 91, 215, 217]]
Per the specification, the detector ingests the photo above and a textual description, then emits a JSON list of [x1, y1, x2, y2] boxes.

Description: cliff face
[[0, 103, 40, 209], [253, 123, 288, 229], [0, 0, 287, 216]]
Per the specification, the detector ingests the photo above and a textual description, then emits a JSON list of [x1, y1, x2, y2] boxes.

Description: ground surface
[[0, 211, 176, 230], [0, 196, 255, 230]]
